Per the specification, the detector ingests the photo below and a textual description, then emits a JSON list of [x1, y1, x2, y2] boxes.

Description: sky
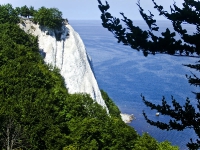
[[0, 0, 184, 20]]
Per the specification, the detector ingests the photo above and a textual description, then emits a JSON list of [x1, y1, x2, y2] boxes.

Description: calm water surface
[[70, 20, 199, 149]]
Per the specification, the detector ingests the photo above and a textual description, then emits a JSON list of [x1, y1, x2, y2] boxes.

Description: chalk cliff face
[[19, 20, 108, 111]]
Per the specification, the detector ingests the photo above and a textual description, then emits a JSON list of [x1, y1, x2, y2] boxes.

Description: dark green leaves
[[0, 4, 19, 24], [33, 7, 63, 29]]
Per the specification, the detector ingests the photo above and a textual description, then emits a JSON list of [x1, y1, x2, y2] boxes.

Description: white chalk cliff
[[19, 19, 108, 112]]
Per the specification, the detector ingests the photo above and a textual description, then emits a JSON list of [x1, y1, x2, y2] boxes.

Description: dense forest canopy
[[97, 0, 200, 149], [0, 3, 179, 150]]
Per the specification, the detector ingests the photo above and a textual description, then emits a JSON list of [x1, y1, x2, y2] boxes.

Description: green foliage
[[0, 22, 70, 149], [0, 4, 19, 24], [63, 94, 137, 149], [33, 7, 63, 29], [0, 4, 179, 149], [134, 133, 158, 150], [15, 7, 21, 16], [20, 5, 29, 18], [29, 6, 36, 17], [158, 141, 179, 150], [101, 89, 121, 117], [63, 98, 136, 150], [0, 22, 144, 150], [15, 6, 36, 18], [134, 133, 179, 150]]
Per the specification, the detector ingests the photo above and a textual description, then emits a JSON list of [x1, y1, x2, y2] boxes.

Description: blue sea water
[[70, 20, 199, 149]]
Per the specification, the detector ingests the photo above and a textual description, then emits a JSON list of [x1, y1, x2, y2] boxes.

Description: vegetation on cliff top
[[0, 4, 178, 149]]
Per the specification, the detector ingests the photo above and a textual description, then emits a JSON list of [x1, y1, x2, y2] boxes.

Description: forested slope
[[0, 4, 178, 150]]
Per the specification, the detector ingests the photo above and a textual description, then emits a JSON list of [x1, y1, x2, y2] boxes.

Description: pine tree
[[97, 0, 200, 149]]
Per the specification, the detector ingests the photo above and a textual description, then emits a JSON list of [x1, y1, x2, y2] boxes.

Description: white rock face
[[120, 113, 134, 123], [19, 20, 108, 112]]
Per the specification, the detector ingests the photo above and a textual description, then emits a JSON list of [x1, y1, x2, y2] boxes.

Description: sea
[[70, 20, 199, 150]]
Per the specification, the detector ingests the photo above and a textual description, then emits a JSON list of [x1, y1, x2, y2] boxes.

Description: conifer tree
[[98, 0, 200, 149]]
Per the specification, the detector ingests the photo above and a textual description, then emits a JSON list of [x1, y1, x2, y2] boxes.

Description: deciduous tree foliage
[[15, 6, 35, 18], [0, 4, 19, 24], [33, 7, 63, 29], [101, 89, 121, 118], [0, 23, 70, 149], [20, 5, 29, 18], [29, 6, 36, 18], [98, 0, 200, 149], [0, 4, 179, 149]]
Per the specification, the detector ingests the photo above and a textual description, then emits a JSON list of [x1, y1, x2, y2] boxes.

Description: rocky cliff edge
[[19, 19, 108, 112]]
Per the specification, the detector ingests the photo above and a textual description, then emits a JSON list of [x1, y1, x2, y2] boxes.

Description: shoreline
[[120, 113, 135, 123]]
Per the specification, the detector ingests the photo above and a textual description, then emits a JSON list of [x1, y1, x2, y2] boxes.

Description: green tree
[[0, 4, 19, 24], [15, 7, 21, 16], [0, 23, 70, 149], [134, 133, 158, 150], [97, 0, 200, 149], [0, 4, 180, 149], [33, 7, 63, 29], [15, 6, 35, 18], [158, 141, 179, 150], [65, 94, 139, 149], [0, 21, 140, 150], [20, 5, 29, 18], [29, 6, 36, 18], [134, 133, 179, 150], [101, 89, 121, 118]]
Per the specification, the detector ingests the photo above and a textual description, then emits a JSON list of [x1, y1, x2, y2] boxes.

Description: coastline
[[120, 113, 135, 123]]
